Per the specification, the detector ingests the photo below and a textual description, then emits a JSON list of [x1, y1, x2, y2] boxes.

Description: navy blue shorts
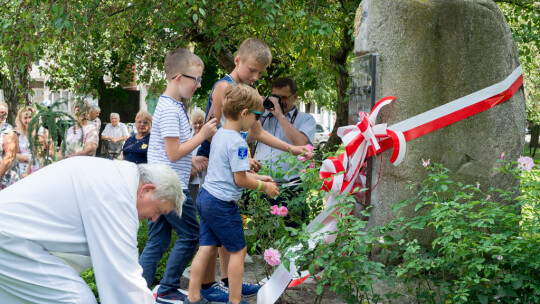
[[197, 187, 246, 252]]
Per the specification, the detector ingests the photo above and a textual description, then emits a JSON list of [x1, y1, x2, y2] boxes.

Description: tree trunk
[[321, 24, 354, 156], [530, 124, 539, 157], [0, 63, 29, 125]]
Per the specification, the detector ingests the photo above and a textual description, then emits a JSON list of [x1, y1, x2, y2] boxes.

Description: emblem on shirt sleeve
[[141, 143, 148, 149], [238, 147, 248, 160]]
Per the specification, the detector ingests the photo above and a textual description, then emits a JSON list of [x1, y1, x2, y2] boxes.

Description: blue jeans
[[139, 189, 199, 293]]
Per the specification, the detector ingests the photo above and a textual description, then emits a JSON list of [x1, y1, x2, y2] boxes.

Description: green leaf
[[477, 294, 488, 304], [192, 14, 198, 22]]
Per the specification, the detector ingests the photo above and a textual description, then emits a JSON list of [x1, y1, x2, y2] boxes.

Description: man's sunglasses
[[171, 73, 202, 85], [252, 111, 262, 121]]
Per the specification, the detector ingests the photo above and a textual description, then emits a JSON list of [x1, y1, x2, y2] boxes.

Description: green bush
[[395, 159, 540, 303], [273, 157, 539, 304]]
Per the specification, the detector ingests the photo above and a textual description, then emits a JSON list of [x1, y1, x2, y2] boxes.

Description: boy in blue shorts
[[195, 38, 311, 301], [139, 48, 218, 303], [185, 84, 280, 304]]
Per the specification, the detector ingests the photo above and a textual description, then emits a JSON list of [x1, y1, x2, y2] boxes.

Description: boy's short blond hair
[[164, 48, 204, 80], [236, 38, 272, 66], [222, 84, 263, 120]]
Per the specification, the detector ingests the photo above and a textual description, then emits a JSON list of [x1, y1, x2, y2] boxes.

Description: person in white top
[[0, 157, 185, 304], [14, 106, 36, 176], [87, 105, 101, 132], [101, 112, 129, 143], [101, 112, 129, 158], [60, 100, 99, 158]]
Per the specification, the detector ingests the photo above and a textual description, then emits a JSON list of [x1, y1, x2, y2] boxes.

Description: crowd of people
[[0, 38, 316, 304]]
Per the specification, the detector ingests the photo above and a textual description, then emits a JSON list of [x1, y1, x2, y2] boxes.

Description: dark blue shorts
[[197, 187, 246, 252]]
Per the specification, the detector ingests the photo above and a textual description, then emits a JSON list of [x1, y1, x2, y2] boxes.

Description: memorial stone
[[352, 0, 526, 245]]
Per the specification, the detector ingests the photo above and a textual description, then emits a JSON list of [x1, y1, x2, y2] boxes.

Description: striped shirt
[[148, 95, 192, 188]]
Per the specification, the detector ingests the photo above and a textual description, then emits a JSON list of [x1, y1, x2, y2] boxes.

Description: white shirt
[[0, 157, 154, 304], [101, 122, 129, 138], [203, 128, 250, 202]]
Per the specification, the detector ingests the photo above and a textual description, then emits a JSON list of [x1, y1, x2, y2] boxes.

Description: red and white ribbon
[[257, 65, 523, 304]]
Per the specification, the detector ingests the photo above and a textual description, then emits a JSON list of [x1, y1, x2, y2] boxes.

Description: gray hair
[[110, 112, 120, 119], [137, 163, 185, 216], [191, 107, 205, 121], [91, 105, 101, 112]]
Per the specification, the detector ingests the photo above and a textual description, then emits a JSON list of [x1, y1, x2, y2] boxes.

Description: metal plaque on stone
[[348, 53, 378, 208]]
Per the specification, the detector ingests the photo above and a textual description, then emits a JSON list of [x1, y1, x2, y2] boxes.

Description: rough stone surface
[[354, 0, 526, 245]]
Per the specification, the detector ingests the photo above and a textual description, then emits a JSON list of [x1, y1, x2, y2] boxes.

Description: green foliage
[[81, 268, 99, 302], [395, 160, 540, 303], [271, 157, 539, 303], [498, 2, 540, 125], [27, 99, 76, 162], [239, 151, 328, 279]]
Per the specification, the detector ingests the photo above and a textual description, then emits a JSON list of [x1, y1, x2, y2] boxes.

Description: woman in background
[[0, 102, 20, 189], [189, 108, 205, 203], [14, 106, 36, 176], [122, 110, 152, 164], [61, 100, 98, 158]]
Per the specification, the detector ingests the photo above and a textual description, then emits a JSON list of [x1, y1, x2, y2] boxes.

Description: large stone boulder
[[354, 0, 526, 244]]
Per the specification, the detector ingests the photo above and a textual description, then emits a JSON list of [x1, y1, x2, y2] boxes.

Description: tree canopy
[[0, 0, 538, 152]]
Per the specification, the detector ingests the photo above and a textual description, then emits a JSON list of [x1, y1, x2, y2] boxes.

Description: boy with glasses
[[140, 48, 218, 303]]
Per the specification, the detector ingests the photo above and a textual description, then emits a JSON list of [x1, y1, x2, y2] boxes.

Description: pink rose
[[309, 162, 316, 169], [264, 248, 281, 266], [297, 156, 307, 162], [277, 206, 288, 216], [306, 144, 314, 152], [422, 158, 430, 168], [517, 156, 534, 172], [500, 152, 505, 160], [270, 205, 279, 215]]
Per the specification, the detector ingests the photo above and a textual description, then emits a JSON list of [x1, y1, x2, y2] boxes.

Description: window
[[316, 124, 324, 133]]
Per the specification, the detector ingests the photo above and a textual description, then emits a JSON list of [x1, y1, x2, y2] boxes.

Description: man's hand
[[249, 158, 262, 172], [200, 118, 218, 139], [192, 156, 209, 171], [289, 145, 313, 159], [267, 96, 283, 117], [262, 181, 280, 198]]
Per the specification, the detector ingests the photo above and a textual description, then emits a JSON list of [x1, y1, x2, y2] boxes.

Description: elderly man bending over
[[0, 157, 184, 304]]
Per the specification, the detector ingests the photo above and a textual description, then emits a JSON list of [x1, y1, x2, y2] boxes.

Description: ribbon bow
[[319, 96, 406, 194]]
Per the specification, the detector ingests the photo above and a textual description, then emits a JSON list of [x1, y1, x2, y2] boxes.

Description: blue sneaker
[[226, 299, 249, 304], [184, 297, 210, 304], [156, 289, 187, 304], [241, 282, 260, 298], [201, 282, 229, 303]]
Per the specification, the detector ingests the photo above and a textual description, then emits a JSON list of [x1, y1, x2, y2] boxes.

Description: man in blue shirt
[[250, 77, 316, 227]]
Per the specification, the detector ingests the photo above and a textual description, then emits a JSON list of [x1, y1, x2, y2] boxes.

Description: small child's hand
[[200, 118, 218, 139], [257, 175, 274, 182], [262, 181, 280, 198], [249, 158, 262, 172], [192, 156, 209, 171]]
